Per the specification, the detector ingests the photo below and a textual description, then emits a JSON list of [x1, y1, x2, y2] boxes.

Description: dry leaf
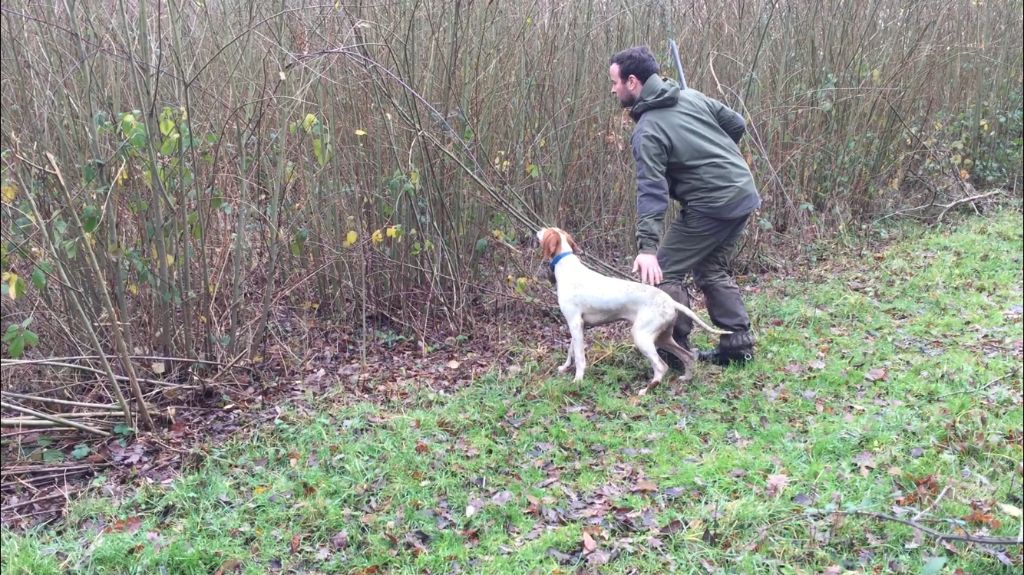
[[582, 530, 597, 553], [632, 479, 658, 493], [997, 502, 1022, 518], [766, 474, 789, 498], [864, 367, 888, 381]]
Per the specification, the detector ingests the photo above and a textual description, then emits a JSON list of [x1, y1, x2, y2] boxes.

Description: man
[[609, 46, 759, 366]]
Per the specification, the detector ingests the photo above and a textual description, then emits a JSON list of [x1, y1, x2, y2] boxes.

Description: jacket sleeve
[[707, 97, 746, 143], [631, 126, 670, 254]]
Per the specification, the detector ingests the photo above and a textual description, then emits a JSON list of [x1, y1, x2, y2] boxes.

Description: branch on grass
[[0, 488, 80, 513], [935, 189, 1006, 224], [831, 510, 1023, 546]]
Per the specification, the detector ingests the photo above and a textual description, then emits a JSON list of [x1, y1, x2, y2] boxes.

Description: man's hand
[[632, 253, 663, 285]]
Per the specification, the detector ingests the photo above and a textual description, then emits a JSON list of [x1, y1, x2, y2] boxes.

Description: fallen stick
[[0, 402, 110, 437]]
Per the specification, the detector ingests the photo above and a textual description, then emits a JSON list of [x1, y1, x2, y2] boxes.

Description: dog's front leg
[[558, 341, 574, 374], [565, 316, 587, 381]]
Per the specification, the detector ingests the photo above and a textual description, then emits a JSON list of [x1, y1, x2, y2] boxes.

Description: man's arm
[[632, 128, 670, 254], [707, 98, 746, 144]]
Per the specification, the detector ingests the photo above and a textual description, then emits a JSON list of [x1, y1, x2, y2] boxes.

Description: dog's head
[[535, 227, 580, 260]]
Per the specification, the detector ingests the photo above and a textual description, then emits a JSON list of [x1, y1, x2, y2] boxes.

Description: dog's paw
[[558, 365, 570, 374], [677, 371, 694, 383]]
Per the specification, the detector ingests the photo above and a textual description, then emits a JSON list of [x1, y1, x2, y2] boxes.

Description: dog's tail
[[671, 302, 732, 335]]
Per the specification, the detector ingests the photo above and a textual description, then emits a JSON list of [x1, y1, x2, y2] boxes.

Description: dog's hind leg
[[656, 330, 696, 382], [633, 325, 669, 389]]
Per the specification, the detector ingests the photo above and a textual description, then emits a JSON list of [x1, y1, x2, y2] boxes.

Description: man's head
[[608, 46, 660, 108]]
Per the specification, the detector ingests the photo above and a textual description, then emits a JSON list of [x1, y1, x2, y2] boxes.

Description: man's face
[[609, 63, 639, 108]]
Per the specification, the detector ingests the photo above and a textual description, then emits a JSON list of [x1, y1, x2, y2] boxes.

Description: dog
[[537, 227, 730, 389]]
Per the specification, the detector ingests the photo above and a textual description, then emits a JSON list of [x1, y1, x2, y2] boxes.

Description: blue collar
[[549, 251, 573, 271]]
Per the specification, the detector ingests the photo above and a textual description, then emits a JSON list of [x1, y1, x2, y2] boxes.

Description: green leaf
[[71, 444, 91, 460], [159, 115, 175, 137], [475, 238, 488, 254], [113, 423, 134, 438], [81, 204, 100, 233], [62, 239, 78, 259], [42, 449, 64, 464], [31, 267, 46, 290], [290, 228, 308, 257], [921, 557, 946, 575], [313, 139, 326, 167], [82, 161, 98, 184]]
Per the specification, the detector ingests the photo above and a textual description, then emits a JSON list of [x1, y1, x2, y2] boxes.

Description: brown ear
[[541, 229, 561, 260], [566, 233, 580, 255]]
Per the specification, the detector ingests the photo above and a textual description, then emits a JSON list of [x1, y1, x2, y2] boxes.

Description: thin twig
[[913, 485, 951, 522], [0, 402, 110, 437], [0, 360, 197, 389], [935, 373, 1014, 400], [1, 355, 228, 368], [0, 488, 79, 513], [831, 510, 1022, 546], [1, 463, 102, 476], [0, 391, 121, 410]]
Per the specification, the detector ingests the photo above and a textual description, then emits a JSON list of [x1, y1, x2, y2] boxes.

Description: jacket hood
[[629, 75, 681, 121]]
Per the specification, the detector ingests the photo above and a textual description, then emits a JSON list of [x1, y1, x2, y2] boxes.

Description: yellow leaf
[[166, 254, 175, 267], [408, 170, 420, 187], [127, 283, 139, 295], [253, 486, 268, 495], [301, 113, 317, 133], [344, 230, 358, 247], [959, 169, 970, 181], [5, 273, 18, 299], [354, 129, 367, 136], [1, 184, 16, 204], [371, 229, 384, 245], [386, 226, 397, 238]]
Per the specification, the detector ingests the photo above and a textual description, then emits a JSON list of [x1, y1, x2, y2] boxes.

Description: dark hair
[[609, 46, 660, 84]]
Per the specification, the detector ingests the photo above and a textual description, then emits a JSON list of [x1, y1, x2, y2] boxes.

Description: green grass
[[4, 211, 1022, 574]]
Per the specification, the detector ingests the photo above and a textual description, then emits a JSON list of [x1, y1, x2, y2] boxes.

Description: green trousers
[[656, 210, 754, 350]]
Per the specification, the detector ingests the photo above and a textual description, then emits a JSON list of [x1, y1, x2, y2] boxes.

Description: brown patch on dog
[[540, 228, 563, 260]]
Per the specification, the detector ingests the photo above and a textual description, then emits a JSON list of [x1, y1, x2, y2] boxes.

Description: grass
[[3, 211, 1022, 574]]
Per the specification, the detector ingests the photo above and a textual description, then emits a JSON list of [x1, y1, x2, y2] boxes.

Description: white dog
[[537, 227, 729, 388]]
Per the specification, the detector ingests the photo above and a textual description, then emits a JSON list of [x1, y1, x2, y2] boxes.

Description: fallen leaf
[[330, 530, 349, 549], [808, 359, 826, 370], [104, 516, 144, 534], [446, 360, 460, 369], [997, 502, 1022, 518], [765, 474, 789, 498], [853, 451, 877, 474], [582, 530, 597, 553], [864, 367, 888, 381], [290, 533, 301, 554], [631, 479, 658, 493], [213, 559, 243, 575], [921, 557, 946, 575], [491, 490, 513, 506]]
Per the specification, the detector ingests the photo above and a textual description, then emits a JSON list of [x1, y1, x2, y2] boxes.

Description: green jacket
[[630, 75, 760, 254]]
